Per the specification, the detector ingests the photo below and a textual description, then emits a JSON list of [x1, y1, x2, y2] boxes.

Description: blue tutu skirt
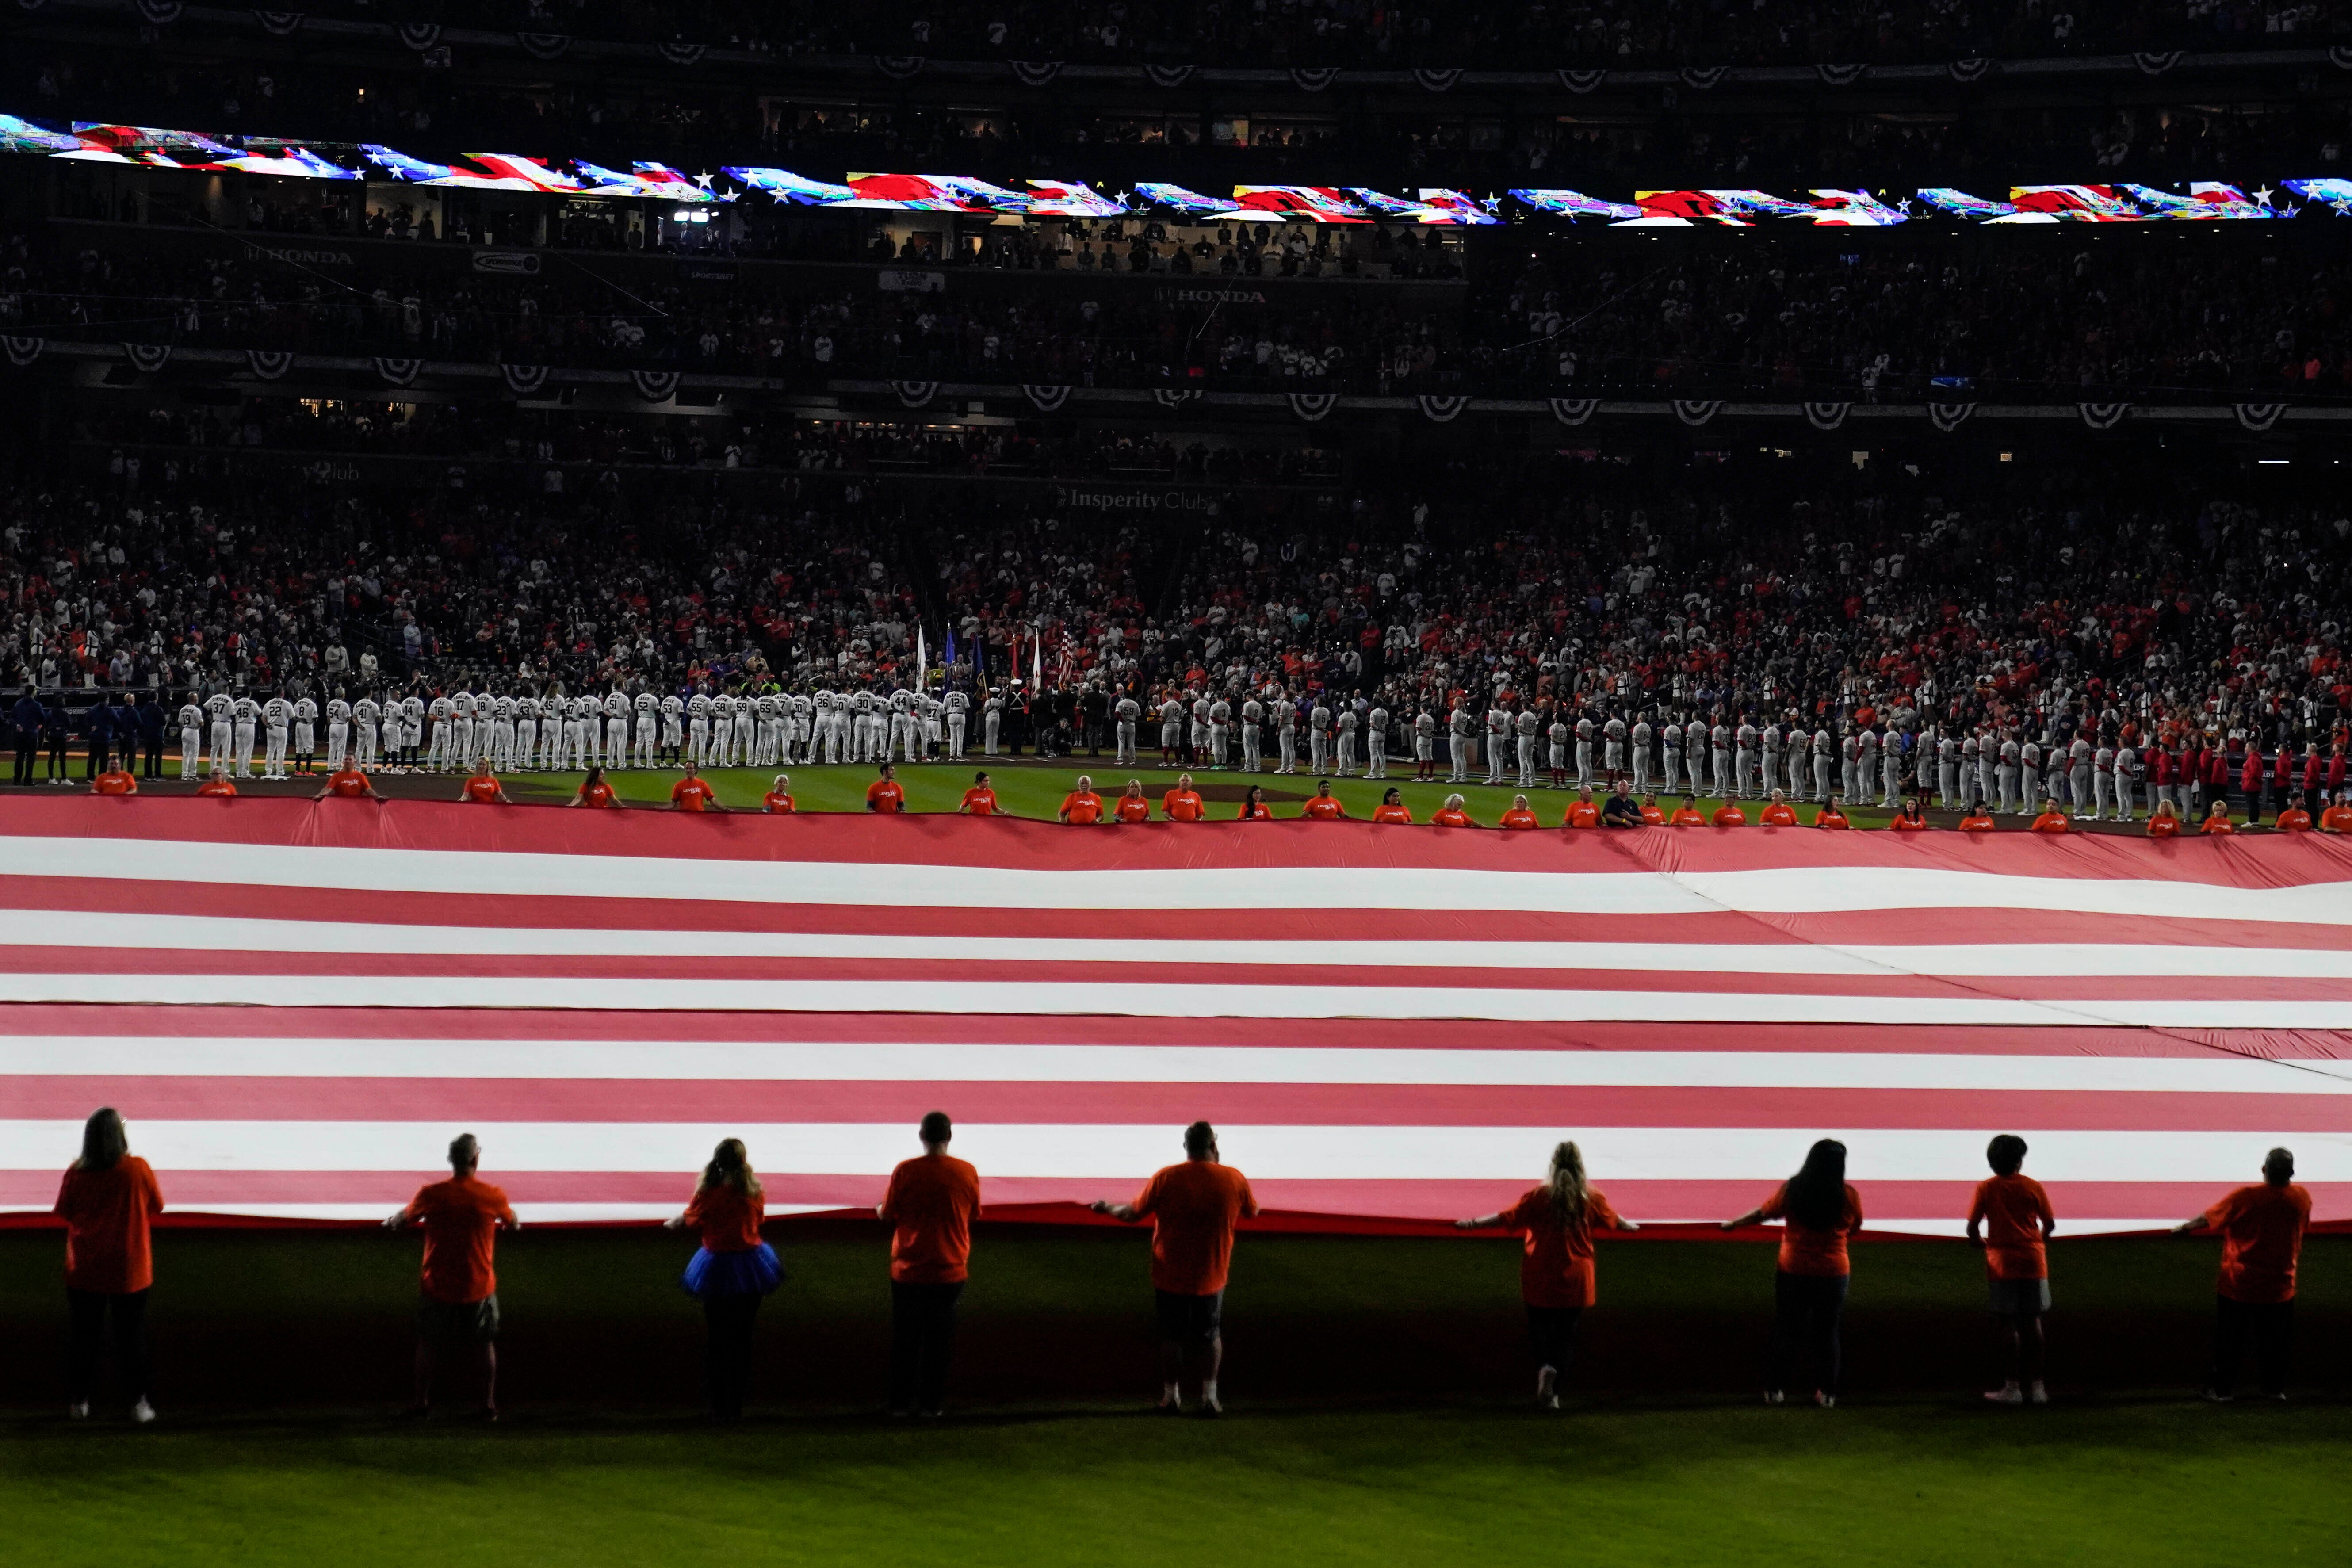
[[681, 1242, 783, 1300]]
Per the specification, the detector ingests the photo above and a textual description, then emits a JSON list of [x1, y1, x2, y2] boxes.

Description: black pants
[[2212, 1295, 2293, 1396], [1767, 1271, 1848, 1399], [1526, 1304, 1582, 1374], [67, 1287, 150, 1405], [142, 739, 163, 778], [701, 1293, 763, 1418], [11, 742, 32, 786], [889, 1281, 963, 1414]]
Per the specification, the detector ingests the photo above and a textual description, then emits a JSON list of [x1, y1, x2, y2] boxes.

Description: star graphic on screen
[[2253, 184, 2276, 205], [694, 170, 713, 188]]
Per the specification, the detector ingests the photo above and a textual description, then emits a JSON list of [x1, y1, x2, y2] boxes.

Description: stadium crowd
[[21, 225, 2352, 400], [8, 457, 2352, 823]]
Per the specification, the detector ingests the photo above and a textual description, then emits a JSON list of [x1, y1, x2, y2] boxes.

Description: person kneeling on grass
[[1967, 1135, 2055, 1406], [665, 1138, 780, 1421], [1092, 1121, 1259, 1416], [1725, 1139, 1863, 1408], [2176, 1147, 2310, 1402], [1457, 1140, 1637, 1409], [386, 1133, 518, 1421]]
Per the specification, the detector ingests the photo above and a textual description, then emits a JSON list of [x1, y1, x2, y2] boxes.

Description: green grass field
[[5, 1398, 2346, 1566], [4, 1229, 2346, 1565], [493, 755, 1908, 827]]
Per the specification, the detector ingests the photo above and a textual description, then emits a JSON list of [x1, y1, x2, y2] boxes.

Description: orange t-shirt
[[1432, 807, 1472, 826], [2031, 812, 2069, 833], [1303, 796, 1345, 820], [462, 775, 502, 803], [579, 780, 617, 808], [2321, 804, 2352, 833], [2200, 816, 2235, 836], [54, 1156, 164, 1293], [1669, 807, 1706, 826], [2203, 1183, 2313, 1304], [880, 1152, 983, 1285], [92, 770, 138, 795], [400, 1174, 518, 1303], [1959, 813, 1996, 831], [960, 788, 998, 815], [1114, 794, 1150, 822], [866, 779, 905, 813], [1060, 791, 1104, 824], [764, 791, 795, 813], [323, 767, 369, 797], [1162, 789, 1205, 822], [1639, 804, 1666, 824], [1235, 802, 1272, 820], [196, 776, 238, 797], [1759, 803, 1797, 826], [1372, 803, 1413, 824], [2275, 807, 2312, 832], [671, 777, 718, 811], [682, 1181, 766, 1252], [1564, 802, 1600, 828], [1814, 810, 1850, 830], [1500, 807, 1539, 830], [1711, 804, 1747, 827], [1131, 1160, 1259, 1295], [1499, 1185, 1624, 1310], [1969, 1173, 2055, 1281], [1891, 815, 1931, 832], [2147, 815, 2181, 838], [1756, 1181, 1865, 1277]]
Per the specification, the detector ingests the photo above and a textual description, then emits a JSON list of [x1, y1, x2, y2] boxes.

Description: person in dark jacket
[[83, 702, 112, 780], [42, 699, 71, 783], [8, 692, 38, 786], [137, 693, 167, 780]]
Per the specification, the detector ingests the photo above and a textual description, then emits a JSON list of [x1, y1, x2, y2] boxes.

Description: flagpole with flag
[[1033, 626, 1043, 691], [917, 625, 927, 692]]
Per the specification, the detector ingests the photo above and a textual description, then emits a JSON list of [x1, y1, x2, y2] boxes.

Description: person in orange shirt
[[2200, 799, 2236, 835], [1302, 780, 1346, 819], [1092, 1121, 1259, 1416], [568, 765, 618, 808], [2146, 798, 2182, 838], [1725, 1139, 1863, 1407], [1813, 797, 1851, 830], [1637, 794, 1666, 825], [877, 1110, 983, 1418], [1759, 790, 1797, 827], [671, 763, 724, 813], [1457, 1140, 1638, 1409], [1431, 793, 1472, 827], [314, 761, 374, 799], [1500, 794, 1540, 830], [54, 1108, 163, 1423], [865, 761, 905, 814], [1711, 799, 1748, 827], [1059, 774, 1105, 824], [1891, 796, 1931, 831], [959, 771, 998, 815], [1372, 787, 1413, 824], [2273, 800, 2313, 832], [2030, 799, 2069, 834], [386, 1132, 519, 1419], [1668, 794, 1707, 826], [664, 1137, 780, 1419], [1161, 773, 1205, 822], [1966, 1134, 2056, 1406], [1958, 800, 1997, 832], [2176, 1147, 2312, 1400], [763, 773, 795, 814], [460, 760, 508, 804], [91, 765, 138, 796], [2321, 789, 2352, 833], [1235, 784, 1273, 820], [1114, 780, 1151, 822], [1564, 787, 1600, 829]]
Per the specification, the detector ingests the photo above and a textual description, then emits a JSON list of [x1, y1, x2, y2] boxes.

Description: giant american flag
[[0, 796, 2346, 1234]]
